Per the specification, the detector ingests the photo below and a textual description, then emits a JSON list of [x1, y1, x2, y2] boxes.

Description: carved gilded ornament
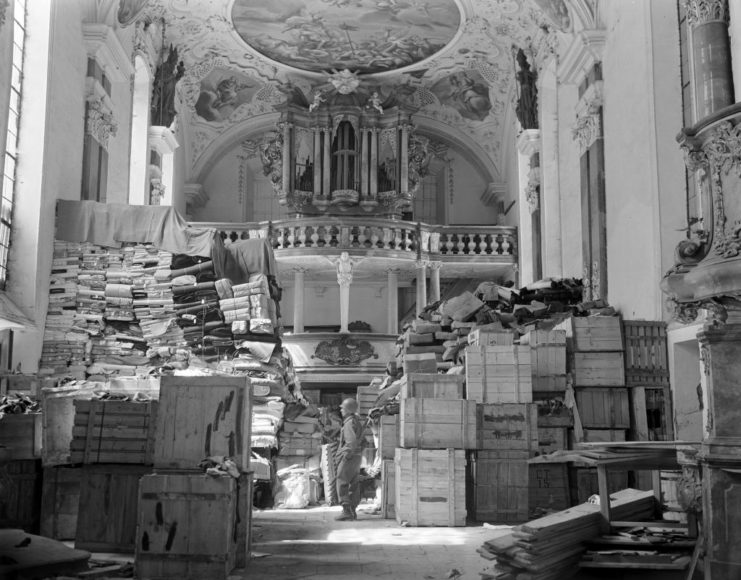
[[525, 165, 540, 214], [311, 334, 378, 366], [86, 98, 118, 150], [684, 0, 728, 26], [676, 466, 703, 513], [572, 109, 601, 153]]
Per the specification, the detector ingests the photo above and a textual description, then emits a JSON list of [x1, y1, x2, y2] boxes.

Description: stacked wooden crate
[[464, 333, 538, 523], [378, 414, 399, 518], [399, 317, 459, 373], [395, 373, 471, 526], [135, 375, 254, 578]]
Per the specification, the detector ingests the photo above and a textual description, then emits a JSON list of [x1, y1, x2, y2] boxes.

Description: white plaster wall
[[172, 122, 187, 216], [104, 74, 134, 203], [447, 151, 497, 225], [601, 0, 683, 320], [198, 148, 243, 222]]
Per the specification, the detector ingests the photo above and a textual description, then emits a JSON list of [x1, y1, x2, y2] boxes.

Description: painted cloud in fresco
[[230, 0, 461, 75], [430, 70, 492, 122], [194, 69, 262, 122]]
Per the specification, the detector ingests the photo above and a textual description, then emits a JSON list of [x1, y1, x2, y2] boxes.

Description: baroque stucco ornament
[[311, 335, 378, 366], [683, 0, 728, 26], [86, 98, 118, 150]]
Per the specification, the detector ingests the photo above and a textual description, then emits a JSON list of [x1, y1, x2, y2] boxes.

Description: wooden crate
[[467, 329, 515, 347], [537, 427, 568, 455], [154, 376, 252, 472], [472, 450, 529, 523], [75, 464, 151, 553], [575, 387, 630, 428], [623, 320, 670, 387], [399, 373, 465, 399], [571, 352, 625, 387], [136, 473, 238, 579], [403, 353, 438, 374], [0, 459, 42, 533], [465, 346, 532, 404], [572, 467, 630, 504], [40, 466, 82, 540], [535, 396, 574, 427], [400, 398, 476, 449], [235, 473, 254, 569], [476, 403, 538, 452], [0, 413, 42, 460], [394, 448, 466, 527], [569, 316, 623, 351], [528, 461, 570, 514], [379, 415, 399, 460], [70, 399, 158, 464], [521, 330, 567, 393], [570, 428, 627, 447], [381, 459, 395, 519], [356, 385, 379, 416]]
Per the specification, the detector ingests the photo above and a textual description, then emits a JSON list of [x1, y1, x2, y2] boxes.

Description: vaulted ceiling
[[134, 0, 589, 182]]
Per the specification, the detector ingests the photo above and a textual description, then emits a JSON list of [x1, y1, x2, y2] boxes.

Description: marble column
[[281, 122, 291, 196], [336, 253, 353, 333], [370, 128, 378, 195], [313, 128, 322, 194], [415, 260, 427, 316], [428, 261, 442, 303], [400, 125, 409, 196], [686, 0, 734, 119], [386, 268, 399, 334], [293, 268, 305, 333], [323, 127, 331, 196], [696, 322, 741, 579]]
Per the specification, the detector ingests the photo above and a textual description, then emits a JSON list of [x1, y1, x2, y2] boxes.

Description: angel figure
[[309, 90, 325, 113], [367, 91, 383, 114]]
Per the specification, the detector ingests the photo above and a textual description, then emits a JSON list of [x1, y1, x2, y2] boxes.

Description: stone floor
[[231, 502, 510, 580]]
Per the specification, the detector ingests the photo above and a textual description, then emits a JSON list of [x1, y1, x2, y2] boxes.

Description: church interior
[[0, 0, 739, 578]]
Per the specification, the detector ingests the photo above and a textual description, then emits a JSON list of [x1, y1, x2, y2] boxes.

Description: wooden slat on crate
[[465, 346, 532, 404], [528, 461, 571, 515], [521, 330, 567, 393], [569, 316, 623, 351], [0, 459, 42, 533], [575, 387, 630, 428], [403, 353, 439, 374], [476, 403, 538, 452], [382, 459, 395, 519], [40, 466, 81, 540], [136, 473, 238, 579], [623, 321, 670, 386], [76, 464, 151, 553], [571, 352, 625, 387], [537, 427, 568, 455], [400, 398, 476, 449], [356, 385, 379, 416], [473, 450, 530, 523], [70, 400, 158, 464], [395, 448, 466, 526], [399, 373, 465, 399], [468, 329, 515, 347], [379, 415, 399, 460], [235, 473, 254, 569], [0, 414, 42, 460], [154, 376, 252, 472]]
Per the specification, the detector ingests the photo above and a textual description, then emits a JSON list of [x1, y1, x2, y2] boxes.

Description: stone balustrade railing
[[191, 217, 516, 258]]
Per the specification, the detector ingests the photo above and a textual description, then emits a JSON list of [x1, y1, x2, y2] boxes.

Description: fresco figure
[[195, 74, 257, 122]]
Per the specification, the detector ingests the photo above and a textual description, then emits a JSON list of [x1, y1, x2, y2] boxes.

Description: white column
[[281, 122, 291, 196], [415, 260, 427, 316], [336, 252, 353, 333], [293, 268, 305, 333], [516, 129, 541, 287], [323, 127, 331, 195], [148, 126, 179, 206], [370, 128, 378, 195], [128, 56, 152, 205], [400, 125, 409, 195], [313, 128, 322, 194], [360, 129, 368, 196], [429, 261, 442, 303], [730, 1, 741, 103], [386, 268, 399, 334]]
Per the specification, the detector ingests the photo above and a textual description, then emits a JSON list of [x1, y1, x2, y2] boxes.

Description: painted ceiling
[[139, 0, 585, 180]]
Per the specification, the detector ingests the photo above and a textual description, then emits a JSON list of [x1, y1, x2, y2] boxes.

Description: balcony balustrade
[[192, 217, 516, 259]]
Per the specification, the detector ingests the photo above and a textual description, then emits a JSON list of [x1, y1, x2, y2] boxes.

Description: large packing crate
[[40, 466, 82, 540], [356, 385, 378, 416], [394, 448, 466, 526], [622, 320, 669, 387], [521, 330, 567, 393], [467, 329, 515, 347], [0, 459, 42, 533], [535, 396, 574, 427], [537, 426, 568, 455], [561, 316, 623, 351], [382, 458, 395, 519], [528, 461, 571, 514], [465, 346, 532, 404], [571, 352, 625, 387], [379, 414, 399, 460], [400, 398, 476, 449], [136, 473, 238, 579], [399, 373, 465, 399], [76, 464, 151, 552], [476, 403, 538, 452], [472, 450, 529, 523], [575, 387, 630, 428], [403, 353, 438, 374], [154, 376, 252, 472], [572, 467, 630, 504], [70, 399, 158, 464], [0, 413, 42, 460]]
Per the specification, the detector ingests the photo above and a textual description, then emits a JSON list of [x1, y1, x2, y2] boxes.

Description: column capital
[[292, 266, 307, 275], [427, 261, 443, 271], [415, 259, 428, 270], [684, 0, 728, 26], [385, 267, 401, 275]]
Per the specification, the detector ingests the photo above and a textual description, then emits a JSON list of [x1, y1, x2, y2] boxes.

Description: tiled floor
[[233, 503, 511, 580]]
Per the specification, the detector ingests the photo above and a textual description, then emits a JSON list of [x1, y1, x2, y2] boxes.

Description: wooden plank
[[474, 450, 530, 523], [476, 403, 538, 452], [571, 352, 625, 387], [630, 386, 650, 441], [468, 329, 515, 347], [400, 398, 477, 449], [40, 466, 81, 540], [622, 320, 670, 387], [379, 415, 399, 460], [574, 388, 630, 428], [382, 459, 395, 519], [154, 376, 252, 472], [465, 346, 533, 404], [570, 317, 623, 352], [403, 353, 438, 374], [529, 462, 570, 514], [399, 374, 465, 399]]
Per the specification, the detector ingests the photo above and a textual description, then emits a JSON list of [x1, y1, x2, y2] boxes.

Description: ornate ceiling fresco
[[138, 0, 585, 179]]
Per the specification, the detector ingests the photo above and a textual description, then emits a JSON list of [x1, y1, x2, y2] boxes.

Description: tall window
[[81, 58, 112, 202], [678, 2, 700, 232], [0, 0, 27, 289], [331, 121, 357, 191]]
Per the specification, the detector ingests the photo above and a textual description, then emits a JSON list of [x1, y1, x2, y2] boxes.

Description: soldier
[[335, 397, 364, 521]]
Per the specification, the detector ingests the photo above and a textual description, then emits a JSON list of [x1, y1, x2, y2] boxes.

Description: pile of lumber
[[479, 488, 655, 580]]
